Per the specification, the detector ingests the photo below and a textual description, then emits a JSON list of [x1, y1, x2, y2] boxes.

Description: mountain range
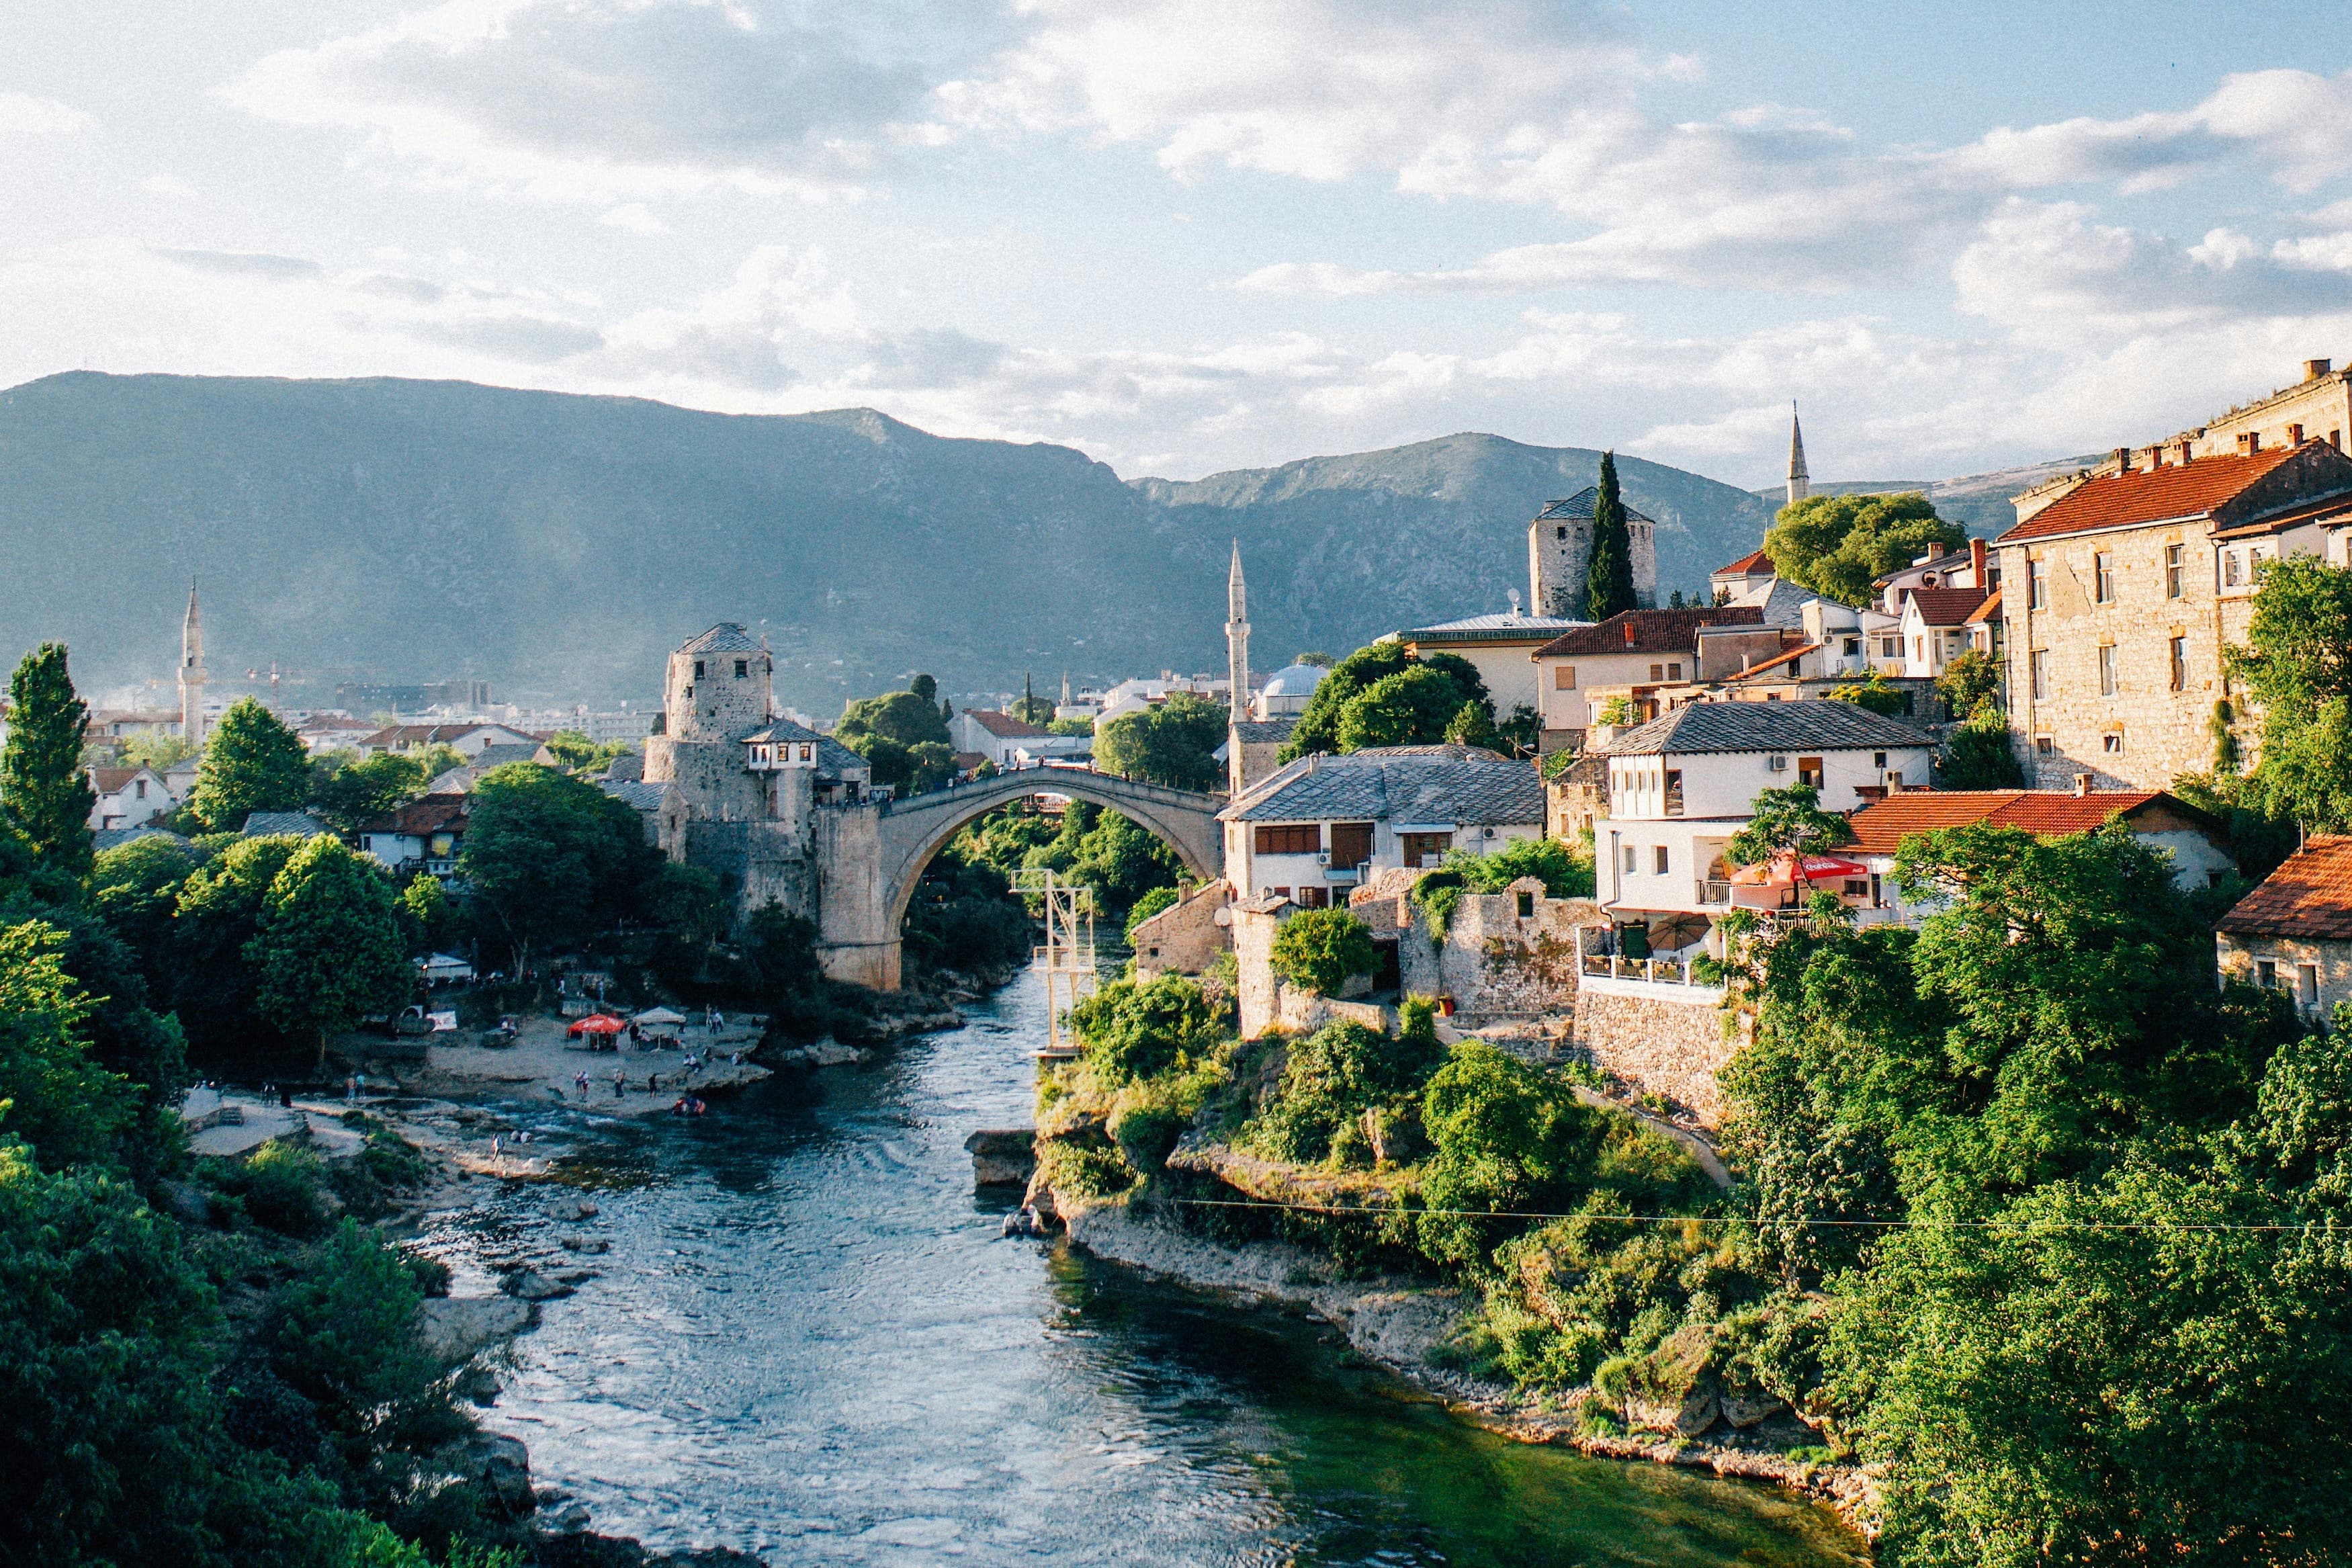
[[0, 372, 2057, 715]]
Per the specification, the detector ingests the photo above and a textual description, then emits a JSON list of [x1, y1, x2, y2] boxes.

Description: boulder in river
[[965, 1129, 1036, 1186], [419, 1295, 538, 1363], [1721, 1391, 1788, 1428], [501, 1267, 574, 1302], [429, 1430, 535, 1518]]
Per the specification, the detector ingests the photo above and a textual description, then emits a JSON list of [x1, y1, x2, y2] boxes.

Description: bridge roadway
[[812, 764, 1227, 990]]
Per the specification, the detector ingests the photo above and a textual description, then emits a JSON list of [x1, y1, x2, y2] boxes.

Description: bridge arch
[[813, 768, 1225, 990]]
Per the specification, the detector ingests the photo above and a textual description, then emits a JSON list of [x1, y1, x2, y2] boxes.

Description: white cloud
[[0, 92, 93, 134], [226, 0, 945, 202], [598, 202, 668, 234]]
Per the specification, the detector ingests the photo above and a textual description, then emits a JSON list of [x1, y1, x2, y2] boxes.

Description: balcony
[[1696, 879, 1731, 906], [1577, 948, 1723, 1003]]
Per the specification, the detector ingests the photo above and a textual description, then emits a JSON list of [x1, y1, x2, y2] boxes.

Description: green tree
[[262, 1221, 445, 1486], [1095, 691, 1225, 790], [0, 920, 137, 1167], [1282, 642, 1491, 760], [838, 689, 952, 753], [189, 698, 310, 832], [1827, 670, 1911, 717], [1583, 451, 1639, 621], [1765, 492, 1965, 607], [1010, 673, 1054, 726], [1069, 973, 1221, 1084], [1937, 712, 2026, 789], [2228, 554, 2352, 830], [1250, 1018, 1442, 1165], [909, 672, 939, 705], [1123, 884, 1180, 942], [458, 763, 652, 968], [393, 874, 461, 955], [1294, 650, 1335, 668], [1, 643, 97, 875], [1935, 648, 2004, 723], [1268, 906, 1377, 996], [249, 837, 412, 1067], [168, 834, 305, 1059], [1723, 783, 1853, 867], [306, 751, 430, 834], [1336, 666, 1485, 751]]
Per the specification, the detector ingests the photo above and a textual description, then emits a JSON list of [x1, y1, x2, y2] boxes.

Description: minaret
[[1225, 541, 1250, 726], [1786, 402, 1811, 507], [178, 581, 208, 746]]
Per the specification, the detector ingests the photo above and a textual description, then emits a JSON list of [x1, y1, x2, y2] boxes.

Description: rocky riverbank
[[1053, 1196, 1876, 1534]]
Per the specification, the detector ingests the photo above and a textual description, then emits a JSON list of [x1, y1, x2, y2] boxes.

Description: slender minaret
[[178, 581, 208, 746], [1786, 402, 1811, 507], [1225, 541, 1250, 726]]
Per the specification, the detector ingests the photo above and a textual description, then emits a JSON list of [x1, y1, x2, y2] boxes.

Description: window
[[734, 658, 748, 678], [1843, 637, 1861, 656], [1622, 844, 1637, 875], [2165, 543, 2184, 598], [799, 744, 813, 762], [1296, 885, 1330, 910], [1872, 751, 1887, 767], [1557, 525, 1567, 541], [1667, 662, 1683, 681], [2288, 423, 2304, 444], [1913, 637, 1925, 665], [1663, 769, 1684, 817], [2098, 643, 2118, 697], [1880, 637, 1901, 658], [1254, 824, 1320, 855], [2224, 550, 2241, 587], [2028, 558, 2048, 609], [2257, 959, 2278, 988], [1516, 890, 1535, 919], [1553, 664, 1577, 690], [1797, 756, 1824, 789], [2094, 551, 2116, 603], [1653, 844, 1670, 875], [1400, 832, 1452, 867], [693, 659, 705, 679], [1327, 822, 1373, 871], [2169, 636, 2188, 692], [134, 779, 146, 799], [2035, 736, 2054, 755], [2103, 732, 2124, 754], [1649, 663, 1664, 681], [2300, 963, 2321, 1008]]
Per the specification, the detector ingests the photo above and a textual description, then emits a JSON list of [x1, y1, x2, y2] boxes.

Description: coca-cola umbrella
[[566, 1013, 627, 1038]]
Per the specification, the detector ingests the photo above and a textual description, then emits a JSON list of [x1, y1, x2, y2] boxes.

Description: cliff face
[[0, 374, 1784, 711]]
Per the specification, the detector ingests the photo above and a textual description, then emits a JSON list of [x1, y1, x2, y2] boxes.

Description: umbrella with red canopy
[[1728, 851, 1870, 887], [566, 1013, 627, 1038]]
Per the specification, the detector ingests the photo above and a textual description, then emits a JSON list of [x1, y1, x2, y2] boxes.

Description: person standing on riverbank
[[612, 1068, 625, 1099]]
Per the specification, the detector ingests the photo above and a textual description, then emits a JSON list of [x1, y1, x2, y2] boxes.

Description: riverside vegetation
[[1032, 816, 2352, 1565]]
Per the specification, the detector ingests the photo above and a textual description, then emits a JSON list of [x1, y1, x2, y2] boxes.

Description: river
[[421, 967, 1868, 1566]]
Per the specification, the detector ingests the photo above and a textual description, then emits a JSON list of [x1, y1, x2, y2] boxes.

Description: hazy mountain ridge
[[0, 373, 2030, 710]]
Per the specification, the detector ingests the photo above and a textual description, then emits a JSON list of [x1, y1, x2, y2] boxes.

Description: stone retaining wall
[[1569, 985, 1741, 1127]]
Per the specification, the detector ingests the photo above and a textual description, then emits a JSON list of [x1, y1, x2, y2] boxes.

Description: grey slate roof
[[1599, 700, 1931, 757], [471, 742, 546, 770], [1405, 613, 1587, 641], [242, 810, 334, 839], [599, 779, 672, 813], [1221, 744, 1544, 826], [1534, 486, 1657, 526], [1231, 717, 1299, 744], [681, 623, 764, 654], [740, 718, 867, 778]]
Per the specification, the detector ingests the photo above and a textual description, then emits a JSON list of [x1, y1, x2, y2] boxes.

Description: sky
[[3, 1, 2350, 487]]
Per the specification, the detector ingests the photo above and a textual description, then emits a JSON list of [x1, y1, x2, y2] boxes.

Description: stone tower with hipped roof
[[1787, 403, 1811, 508], [178, 582, 208, 745], [644, 623, 775, 824]]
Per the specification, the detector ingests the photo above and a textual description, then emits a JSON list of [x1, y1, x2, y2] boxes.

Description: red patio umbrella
[[566, 1013, 626, 1038]]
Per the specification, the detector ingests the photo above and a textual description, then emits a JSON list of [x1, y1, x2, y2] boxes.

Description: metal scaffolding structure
[[1014, 866, 1097, 1059]]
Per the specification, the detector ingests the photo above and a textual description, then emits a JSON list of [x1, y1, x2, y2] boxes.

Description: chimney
[[2111, 446, 2132, 473], [1970, 537, 1987, 582], [2176, 439, 2195, 465], [1623, 621, 1636, 647], [2306, 357, 2332, 381], [2073, 772, 2092, 797]]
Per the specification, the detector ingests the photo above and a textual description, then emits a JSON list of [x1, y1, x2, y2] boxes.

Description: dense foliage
[[838, 683, 956, 793], [458, 763, 656, 968], [1583, 451, 1639, 621], [1267, 907, 1378, 996], [1766, 492, 1964, 607], [1280, 642, 1494, 761], [1093, 691, 1224, 790], [1, 642, 96, 875], [2228, 554, 2352, 831], [1723, 783, 1852, 868], [189, 697, 313, 832]]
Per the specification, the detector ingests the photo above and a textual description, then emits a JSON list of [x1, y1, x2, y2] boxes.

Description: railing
[[1579, 953, 1705, 986], [1325, 864, 1364, 884], [1696, 879, 1730, 905]]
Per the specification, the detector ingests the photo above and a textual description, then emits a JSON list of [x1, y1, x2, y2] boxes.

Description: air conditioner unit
[[1315, 851, 1331, 866], [1768, 754, 1788, 771]]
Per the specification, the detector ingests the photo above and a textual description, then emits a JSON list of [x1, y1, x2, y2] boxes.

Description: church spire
[[178, 580, 208, 746], [1786, 402, 1811, 507], [1225, 541, 1250, 726]]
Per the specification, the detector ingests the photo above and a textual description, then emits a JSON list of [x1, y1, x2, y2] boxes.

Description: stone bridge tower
[[644, 624, 776, 830]]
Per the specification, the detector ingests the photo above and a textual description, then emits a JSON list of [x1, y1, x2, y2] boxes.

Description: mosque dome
[[1259, 663, 1326, 698]]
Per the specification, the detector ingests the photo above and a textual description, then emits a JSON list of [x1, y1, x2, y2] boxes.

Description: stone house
[[2176, 356, 2351, 464], [1221, 715, 1297, 797], [1373, 873, 1598, 1027], [1529, 606, 1770, 743], [1996, 437, 2352, 791], [2215, 834, 2352, 1028], [1843, 784, 2238, 927], [1219, 744, 1545, 908], [357, 794, 470, 877], [1129, 879, 1233, 979]]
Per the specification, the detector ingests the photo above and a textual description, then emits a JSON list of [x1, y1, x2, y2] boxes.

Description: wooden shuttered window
[[1254, 823, 1321, 855], [1327, 822, 1373, 869]]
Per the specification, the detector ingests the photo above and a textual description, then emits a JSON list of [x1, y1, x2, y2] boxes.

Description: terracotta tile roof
[[1997, 448, 2298, 543], [1714, 548, 1773, 576], [359, 793, 470, 836], [1727, 642, 1817, 681], [1904, 586, 1991, 627], [1843, 788, 2199, 855], [88, 767, 142, 793], [965, 709, 1049, 739], [2217, 834, 2352, 941], [1965, 587, 2003, 625], [1532, 606, 1763, 658], [2208, 492, 2352, 539]]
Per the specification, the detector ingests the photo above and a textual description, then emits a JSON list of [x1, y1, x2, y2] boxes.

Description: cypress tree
[[188, 697, 310, 832], [1583, 450, 1639, 621], [1, 642, 96, 875]]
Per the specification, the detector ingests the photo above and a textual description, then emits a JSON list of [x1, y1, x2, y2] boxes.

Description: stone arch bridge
[[812, 767, 1225, 990]]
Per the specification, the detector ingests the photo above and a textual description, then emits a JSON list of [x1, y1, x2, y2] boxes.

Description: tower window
[[734, 659, 748, 678], [694, 660, 705, 679], [1557, 525, 1567, 541]]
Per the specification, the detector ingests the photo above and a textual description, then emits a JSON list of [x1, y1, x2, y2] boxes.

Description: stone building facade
[[2215, 834, 2352, 1029], [1997, 439, 2352, 790], [1528, 486, 1660, 620], [1129, 879, 1233, 979]]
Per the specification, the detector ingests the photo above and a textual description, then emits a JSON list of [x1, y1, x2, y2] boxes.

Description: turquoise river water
[[422, 967, 1868, 1566]]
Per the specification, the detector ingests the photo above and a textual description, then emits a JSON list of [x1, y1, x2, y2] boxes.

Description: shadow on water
[[435, 971, 1868, 1567]]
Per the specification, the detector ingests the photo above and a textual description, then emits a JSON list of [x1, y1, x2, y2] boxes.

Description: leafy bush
[[1123, 884, 1180, 942], [1069, 973, 1222, 1084], [214, 1141, 333, 1238], [1268, 907, 1377, 996], [1411, 838, 1594, 939], [1247, 1020, 1444, 1165]]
